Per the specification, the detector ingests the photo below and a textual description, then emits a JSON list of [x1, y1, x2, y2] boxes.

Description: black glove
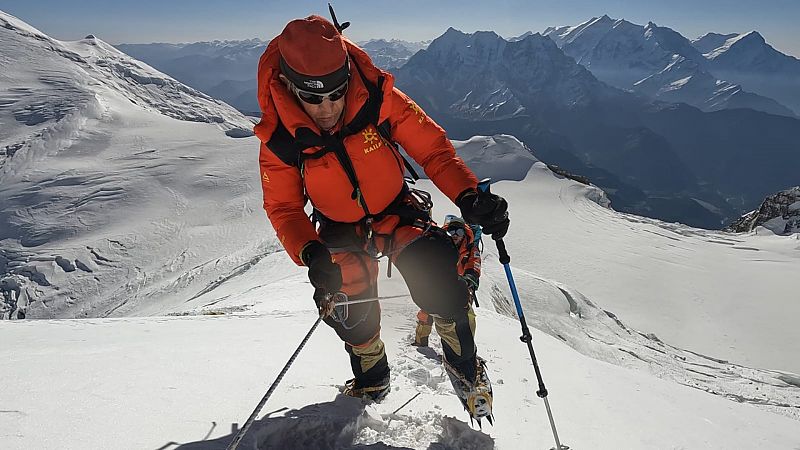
[[457, 189, 510, 239], [301, 241, 342, 295]]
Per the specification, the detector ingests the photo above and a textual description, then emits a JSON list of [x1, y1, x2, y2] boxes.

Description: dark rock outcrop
[[725, 187, 800, 235]]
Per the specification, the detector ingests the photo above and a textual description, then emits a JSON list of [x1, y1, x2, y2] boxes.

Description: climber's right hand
[[302, 241, 343, 314]]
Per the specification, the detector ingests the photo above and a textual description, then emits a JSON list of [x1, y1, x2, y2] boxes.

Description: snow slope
[[481, 165, 800, 375], [2, 264, 799, 449], [0, 9, 263, 321]]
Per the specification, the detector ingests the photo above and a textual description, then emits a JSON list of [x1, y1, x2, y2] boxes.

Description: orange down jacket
[[254, 37, 478, 265]]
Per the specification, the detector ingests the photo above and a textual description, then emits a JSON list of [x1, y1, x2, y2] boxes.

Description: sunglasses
[[292, 81, 349, 105]]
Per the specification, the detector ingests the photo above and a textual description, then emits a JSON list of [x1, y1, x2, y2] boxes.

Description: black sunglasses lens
[[297, 91, 324, 104], [294, 82, 347, 104], [328, 84, 348, 101]]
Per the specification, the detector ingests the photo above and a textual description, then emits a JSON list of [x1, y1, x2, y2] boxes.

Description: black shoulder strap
[[266, 121, 309, 167], [377, 119, 420, 181], [349, 60, 420, 182]]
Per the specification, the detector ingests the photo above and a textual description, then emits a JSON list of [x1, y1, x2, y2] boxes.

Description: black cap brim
[[280, 57, 350, 94]]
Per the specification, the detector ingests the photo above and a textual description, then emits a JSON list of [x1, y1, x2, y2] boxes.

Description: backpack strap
[[350, 61, 420, 182], [377, 120, 420, 182], [266, 121, 309, 167]]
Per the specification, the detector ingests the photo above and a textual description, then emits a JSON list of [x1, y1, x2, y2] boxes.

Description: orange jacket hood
[[253, 36, 393, 142]]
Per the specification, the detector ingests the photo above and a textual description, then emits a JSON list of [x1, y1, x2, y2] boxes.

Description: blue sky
[[1, 0, 799, 56]]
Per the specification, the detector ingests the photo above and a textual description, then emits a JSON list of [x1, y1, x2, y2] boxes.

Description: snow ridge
[[483, 264, 800, 420]]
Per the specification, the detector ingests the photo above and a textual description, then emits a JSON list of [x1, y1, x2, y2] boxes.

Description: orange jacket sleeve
[[386, 88, 478, 202], [259, 142, 318, 265]]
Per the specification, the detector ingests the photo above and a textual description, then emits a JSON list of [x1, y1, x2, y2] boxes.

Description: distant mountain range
[[116, 39, 268, 114], [543, 15, 799, 117], [116, 38, 427, 114], [358, 39, 430, 69], [393, 27, 800, 228]]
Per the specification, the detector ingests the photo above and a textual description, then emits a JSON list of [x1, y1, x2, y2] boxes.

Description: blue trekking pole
[[478, 179, 568, 450]]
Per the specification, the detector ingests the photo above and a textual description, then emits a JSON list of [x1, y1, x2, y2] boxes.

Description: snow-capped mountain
[[394, 27, 800, 230], [116, 39, 269, 114], [543, 15, 704, 86], [357, 38, 429, 69], [725, 186, 800, 235], [543, 16, 795, 117], [696, 31, 800, 115], [0, 17, 252, 148], [506, 31, 534, 42], [0, 10, 262, 320], [452, 135, 540, 181], [633, 55, 794, 115], [691, 32, 739, 54], [397, 27, 610, 120]]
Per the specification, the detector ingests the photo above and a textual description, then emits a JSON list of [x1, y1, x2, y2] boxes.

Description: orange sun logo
[[362, 128, 379, 144]]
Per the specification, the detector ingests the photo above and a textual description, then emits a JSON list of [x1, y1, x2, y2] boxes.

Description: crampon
[[444, 356, 494, 428], [340, 374, 391, 403]]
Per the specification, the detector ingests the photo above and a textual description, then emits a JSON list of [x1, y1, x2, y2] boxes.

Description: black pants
[[323, 225, 478, 385]]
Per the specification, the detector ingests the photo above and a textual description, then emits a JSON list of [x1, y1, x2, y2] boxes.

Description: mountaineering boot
[[444, 356, 494, 427], [412, 319, 433, 347], [342, 371, 391, 402], [342, 336, 390, 401]]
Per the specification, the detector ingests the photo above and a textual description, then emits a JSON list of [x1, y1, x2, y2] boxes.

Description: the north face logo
[[304, 80, 324, 89]]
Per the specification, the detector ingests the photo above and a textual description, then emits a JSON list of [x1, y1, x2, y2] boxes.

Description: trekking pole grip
[[494, 237, 511, 265], [477, 178, 512, 265]]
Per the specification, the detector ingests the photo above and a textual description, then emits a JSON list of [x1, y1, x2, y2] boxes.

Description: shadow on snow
[[157, 394, 493, 450]]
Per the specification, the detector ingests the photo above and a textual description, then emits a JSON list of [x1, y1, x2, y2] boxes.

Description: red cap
[[277, 15, 350, 93]]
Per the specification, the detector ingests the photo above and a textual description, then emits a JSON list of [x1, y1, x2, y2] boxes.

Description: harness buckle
[[364, 217, 380, 258]]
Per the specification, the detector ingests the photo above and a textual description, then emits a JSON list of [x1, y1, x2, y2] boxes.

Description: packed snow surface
[[2, 275, 799, 449]]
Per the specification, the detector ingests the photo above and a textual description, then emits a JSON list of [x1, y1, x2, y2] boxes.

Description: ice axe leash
[[477, 179, 568, 450], [226, 300, 332, 450]]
